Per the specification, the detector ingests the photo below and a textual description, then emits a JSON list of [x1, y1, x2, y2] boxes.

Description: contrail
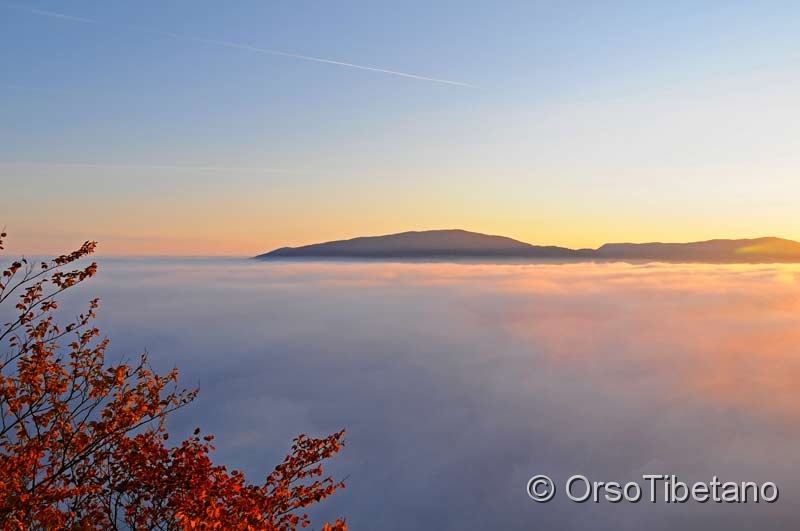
[[144, 30, 477, 88], [3, 3, 476, 88], [0, 83, 77, 96], [0, 162, 303, 174], [0, 161, 440, 180], [9, 5, 98, 24]]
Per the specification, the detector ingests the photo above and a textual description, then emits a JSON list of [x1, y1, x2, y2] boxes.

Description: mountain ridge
[[254, 230, 800, 263]]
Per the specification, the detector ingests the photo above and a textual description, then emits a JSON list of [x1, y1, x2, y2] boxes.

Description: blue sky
[[1, 1, 799, 254]]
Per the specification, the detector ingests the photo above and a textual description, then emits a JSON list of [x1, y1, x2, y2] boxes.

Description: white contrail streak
[[147, 30, 477, 88], [0, 83, 77, 96], [3, 3, 476, 88], [12, 5, 98, 24], [0, 162, 441, 180], [0, 162, 302, 174]]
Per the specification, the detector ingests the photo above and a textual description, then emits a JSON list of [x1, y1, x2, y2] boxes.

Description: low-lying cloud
[[55, 259, 800, 530]]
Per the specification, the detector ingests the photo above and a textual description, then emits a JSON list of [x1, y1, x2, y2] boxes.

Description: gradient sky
[[1, 1, 799, 255]]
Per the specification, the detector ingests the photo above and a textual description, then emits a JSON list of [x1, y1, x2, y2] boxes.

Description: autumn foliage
[[0, 232, 345, 530]]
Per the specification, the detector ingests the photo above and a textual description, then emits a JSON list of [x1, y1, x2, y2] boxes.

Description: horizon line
[[7, 232, 798, 259]]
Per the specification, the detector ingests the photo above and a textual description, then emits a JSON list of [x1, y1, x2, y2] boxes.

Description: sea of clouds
[[51, 259, 800, 529]]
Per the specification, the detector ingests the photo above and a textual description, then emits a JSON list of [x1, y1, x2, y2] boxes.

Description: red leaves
[[110, 428, 346, 531], [321, 520, 348, 531], [0, 233, 345, 530]]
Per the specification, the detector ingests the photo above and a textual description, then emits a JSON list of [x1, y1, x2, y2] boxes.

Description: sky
[[1, 1, 799, 256]]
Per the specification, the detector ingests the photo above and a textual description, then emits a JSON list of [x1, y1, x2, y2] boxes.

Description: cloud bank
[[50, 260, 800, 530]]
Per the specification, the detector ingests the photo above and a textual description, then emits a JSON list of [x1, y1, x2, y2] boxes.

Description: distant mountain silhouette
[[595, 237, 800, 262], [254, 230, 800, 263]]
